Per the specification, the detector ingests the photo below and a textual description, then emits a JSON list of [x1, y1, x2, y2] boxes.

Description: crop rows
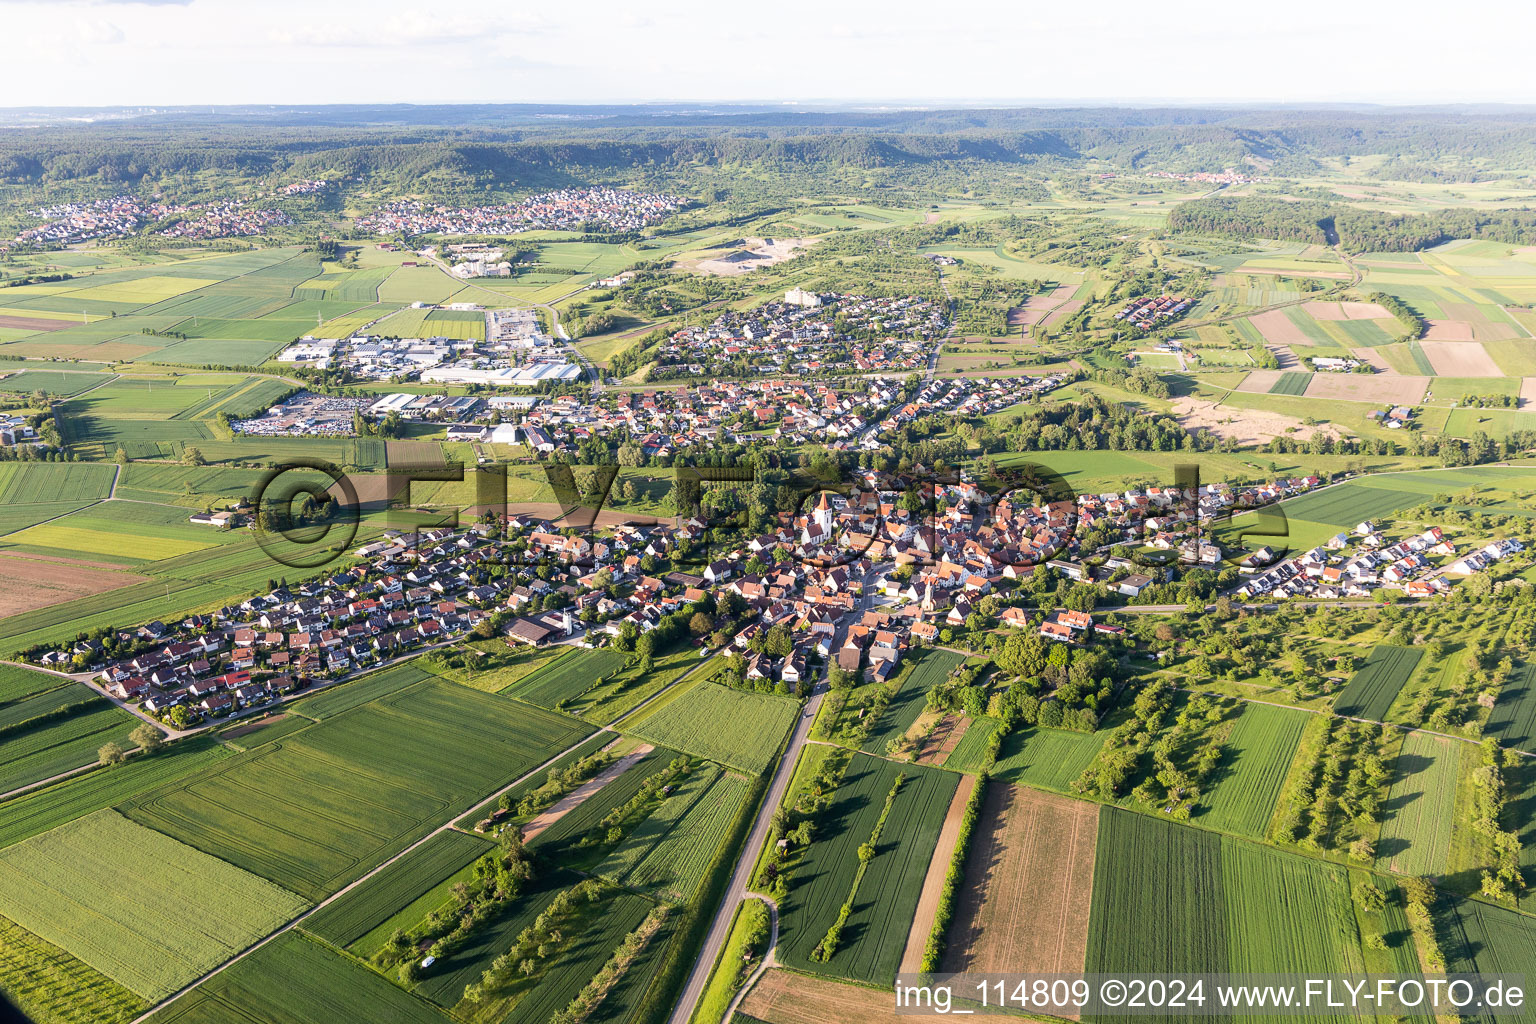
[[0, 809, 309, 1001], [0, 916, 145, 1024], [860, 649, 966, 754], [122, 680, 589, 900], [0, 463, 114, 505], [594, 764, 721, 882], [1333, 644, 1422, 721], [1278, 483, 1425, 529], [148, 932, 451, 1024], [1197, 703, 1309, 838], [1485, 662, 1536, 754], [508, 647, 623, 708], [303, 830, 494, 949], [630, 681, 799, 774], [0, 701, 141, 795], [624, 773, 749, 903], [1375, 731, 1459, 876], [778, 755, 958, 984], [0, 737, 232, 850]]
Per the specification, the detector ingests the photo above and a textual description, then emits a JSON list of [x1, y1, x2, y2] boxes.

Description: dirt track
[[899, 774, 975, 973], [519, 741, 642, 843]]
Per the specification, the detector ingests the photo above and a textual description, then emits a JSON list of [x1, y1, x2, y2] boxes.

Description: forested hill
[[7, 106, 1536, 186], [1168, 195, 1536, 252]]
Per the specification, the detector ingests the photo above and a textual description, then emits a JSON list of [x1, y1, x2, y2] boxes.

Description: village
[[12, 180, 324, 246], [1234, 521, 1524, 600], [355, 187, 689, 237], [40, 456, 1519, 732], [653, 290, 950, 378]]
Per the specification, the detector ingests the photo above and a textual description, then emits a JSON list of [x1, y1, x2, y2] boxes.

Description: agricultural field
[[289, 662, 433, 721], [775, 754, 959, 984], [0, 736, 231, 849], [121, 678, 591, 899], [942, 785, 1098, 974], [1088, 809, 1381, 1002], [859, 649, 965, 754], [405, 872, 576, 1009], [505, 646, 626, 709], [454, 731, 616, 831], [1332, 644, 1423, 721], [597, 766, 751, 903], [0, 915, 145, 1024], [1085, 809, 1229, 979], [1438, 892, 1536, 986], [628, 681, 799, 774], [1483, 662, 1536, 754], [0, 809, 309, 1001], [979, 725, 1108, 792], [146, 932, 454, 1024], [526, 746, 679, 861], [0, 697, 142, 796], [1197, 703, 1309, 838], [1375, 731, 1459, 876], [1269, 371, 1312, 395], [0, 462, 114, 503], [0, 368, 114, 396], [301, 829, 495, 949]]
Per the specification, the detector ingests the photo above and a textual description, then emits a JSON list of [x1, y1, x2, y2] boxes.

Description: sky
[[5, 0, 1536, 109]]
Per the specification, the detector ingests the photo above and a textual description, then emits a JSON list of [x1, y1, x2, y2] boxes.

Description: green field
[[629, 681, 799, 774], [122, 678, 591, 900], [1375, 731, 1459, 876], [301, 829, 495, 949], [0, 699, 143, 795], [0, 915, 145, 1024], [528, 747, 679, 860], [147, 931, 454, 1024], [0, 736, 231, 849], [1275, 482, 1427, 530], [1438, 895, 1536, 1021], [1484, 662, 1536, 754], [507, 647, 627, 709], [976, 724, 1107, 792], [455, 730, 616, 831], [1219, 840, 1365, 981], [776, 754, 958, 984], [1088, 809, 1373, 1023], [0, 369, 114, 396], [290, 662, 433, 721], [1086, 809, 1229, 978], [0, 809, 309, 1001], [0, 463, 115, 504], [0, 663, 72, 703], [860, 649, 966, 754], [1269, 371, 1312, 395], [1197, 704, 1309, 838], [402, 869, 575, 1008], [594, 765, 750, 903], [441, 886, 654, 1022], [1333, 645, 1423, 721]]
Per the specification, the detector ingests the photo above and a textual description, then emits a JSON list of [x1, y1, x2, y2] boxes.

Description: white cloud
[[76, 17, 125, 44], [0, 0, 1534, 106]]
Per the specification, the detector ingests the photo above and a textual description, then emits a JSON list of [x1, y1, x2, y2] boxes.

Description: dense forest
[[1168, 195, 1536, 251], [7, 105, 1536, 187]]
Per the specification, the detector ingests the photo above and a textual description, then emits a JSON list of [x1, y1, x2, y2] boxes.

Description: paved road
[[667, 679, 826, 1024]]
